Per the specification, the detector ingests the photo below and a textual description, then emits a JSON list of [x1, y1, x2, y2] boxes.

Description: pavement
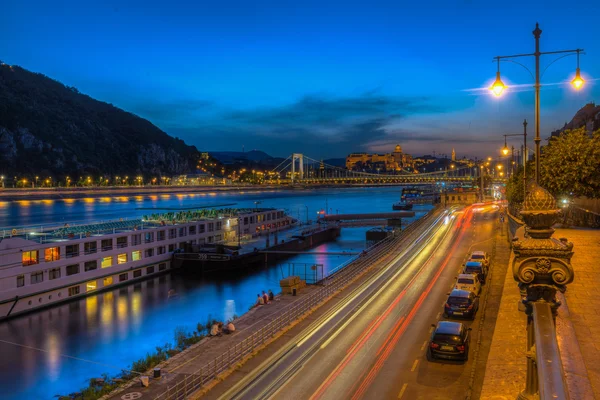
[[480, 225, 599, 400], [105, 285, 322, 400]]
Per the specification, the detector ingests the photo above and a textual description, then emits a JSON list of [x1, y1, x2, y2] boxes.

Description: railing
[[532, 303, 568, 399], [153, 207, 440, 400]]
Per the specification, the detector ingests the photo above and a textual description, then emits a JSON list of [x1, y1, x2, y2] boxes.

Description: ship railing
[[153, 206, 441, 400]]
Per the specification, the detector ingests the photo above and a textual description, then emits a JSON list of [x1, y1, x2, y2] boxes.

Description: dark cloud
[[134, 92, 446, 158]]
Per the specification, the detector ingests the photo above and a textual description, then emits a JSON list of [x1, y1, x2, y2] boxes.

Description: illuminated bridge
[[266, 153, 502, 185]]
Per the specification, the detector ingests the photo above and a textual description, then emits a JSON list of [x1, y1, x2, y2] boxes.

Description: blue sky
[[2, 0, 599, 159]]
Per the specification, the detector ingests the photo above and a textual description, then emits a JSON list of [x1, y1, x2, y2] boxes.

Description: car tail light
[[444, 303, 450, 309], [430, 342, 439, 349], [467, 304, 474, 311], [456, 345, 465, 352]]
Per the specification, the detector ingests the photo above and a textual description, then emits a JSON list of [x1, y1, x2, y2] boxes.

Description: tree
[[539, 127, 600, 198], [505, 161, 535, 204]]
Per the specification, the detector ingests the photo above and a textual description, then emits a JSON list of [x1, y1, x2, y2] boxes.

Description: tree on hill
[[539, 127, 600, 198]]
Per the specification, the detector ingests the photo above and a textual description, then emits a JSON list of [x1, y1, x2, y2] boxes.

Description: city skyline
[[2, 0, 599, 159]]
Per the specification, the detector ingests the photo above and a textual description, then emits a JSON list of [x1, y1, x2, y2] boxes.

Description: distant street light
[[490, 23, 585, 183]]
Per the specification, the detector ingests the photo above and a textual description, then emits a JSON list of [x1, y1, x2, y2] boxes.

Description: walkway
[[480, 225, 598, 399], [106, 286, 321, 400]]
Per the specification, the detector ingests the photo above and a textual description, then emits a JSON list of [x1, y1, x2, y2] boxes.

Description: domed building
[[346, 144, 414, 172]]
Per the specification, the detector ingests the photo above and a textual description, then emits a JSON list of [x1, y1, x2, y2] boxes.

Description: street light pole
[[533, 24, 542, 184], [490, 23, 585, 185]]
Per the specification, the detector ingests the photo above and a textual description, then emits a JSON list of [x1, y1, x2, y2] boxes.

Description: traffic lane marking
[[398, 383, 408, 399]]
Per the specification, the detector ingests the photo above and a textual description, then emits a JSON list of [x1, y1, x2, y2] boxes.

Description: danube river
[[0, 187, 432, 399]]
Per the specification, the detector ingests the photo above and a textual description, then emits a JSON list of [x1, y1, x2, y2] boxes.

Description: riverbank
[[0, 183, 413, 201]]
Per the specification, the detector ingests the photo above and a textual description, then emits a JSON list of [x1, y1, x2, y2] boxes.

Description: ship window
[[103, 277, 113, 286], [84, 241, 97, 254], [17, 275, 25, 287], [131, 234, 141, 246], [101, 256, 113, 268], [133, 269, 142, 278], [101, 239, 113, 251], [66, 264, 80, 276], [65, 244, 79, 258], [116, 236, 128, 248], [49, 267, 61, 280], [31, 271, 44, 284], [44, 247, 60, 262], [86, 281, 97, 292], [22, 250, 39, 266], [159, 263, 167, 271], [84, 260, 97, 271], [119, 273, 128, 282], [132, 250, 142, 261], [117, 253, 127, 264], [147, 266, 155, 274], [68, 286, 80, 296]]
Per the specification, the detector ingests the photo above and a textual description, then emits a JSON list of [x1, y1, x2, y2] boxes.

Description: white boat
[[0, 208, 293, 319]]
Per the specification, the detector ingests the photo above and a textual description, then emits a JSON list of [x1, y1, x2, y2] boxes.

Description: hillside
[[0, 62, 200, 178]]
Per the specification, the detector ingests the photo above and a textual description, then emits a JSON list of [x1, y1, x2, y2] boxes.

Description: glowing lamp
[[490, 72, 506, 97], [571, 68, 584, 90]]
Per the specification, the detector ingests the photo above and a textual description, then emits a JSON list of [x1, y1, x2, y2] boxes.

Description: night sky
[[2, 0, 599, 159]]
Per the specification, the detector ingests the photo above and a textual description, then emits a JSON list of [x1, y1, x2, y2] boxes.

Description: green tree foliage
[[540, 128, 600, 198], [505, 161, 535, 204]]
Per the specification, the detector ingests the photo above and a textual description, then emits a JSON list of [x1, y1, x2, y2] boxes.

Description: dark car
[[444, 289, 479, 320], [428, 321, 471, 361], [463, 260, 487, 284]]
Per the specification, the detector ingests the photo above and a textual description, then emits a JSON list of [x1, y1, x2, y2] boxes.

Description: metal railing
[[153, 208, 440, 400]]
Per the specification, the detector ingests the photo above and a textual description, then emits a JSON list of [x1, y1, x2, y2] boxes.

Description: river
[[0, 187, 432, 399]]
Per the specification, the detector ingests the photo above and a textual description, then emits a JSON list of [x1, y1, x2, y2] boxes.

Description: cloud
[[128, 91, 449, 158]]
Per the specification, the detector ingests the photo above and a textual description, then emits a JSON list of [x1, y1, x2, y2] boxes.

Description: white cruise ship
[[0, 208, 293, 319]]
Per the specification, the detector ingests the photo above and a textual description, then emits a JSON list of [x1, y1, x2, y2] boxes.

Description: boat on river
[[392, 202, 413, 210], [400, 186, 441, 205], [0, 207, 292, 320]]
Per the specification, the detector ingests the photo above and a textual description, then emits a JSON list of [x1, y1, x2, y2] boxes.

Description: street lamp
[[490, 23, 585, 184]]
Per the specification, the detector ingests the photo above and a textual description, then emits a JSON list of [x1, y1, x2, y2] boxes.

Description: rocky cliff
[[0, 62, 200, 178]]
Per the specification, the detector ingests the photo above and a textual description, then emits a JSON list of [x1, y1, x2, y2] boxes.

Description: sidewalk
[[106, 286, 321, 400], [480, 226, 599, 399], [555, 228, 600, 399]]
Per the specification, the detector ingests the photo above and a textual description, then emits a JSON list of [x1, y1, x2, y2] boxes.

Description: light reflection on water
[[0, 187, 432, 399]]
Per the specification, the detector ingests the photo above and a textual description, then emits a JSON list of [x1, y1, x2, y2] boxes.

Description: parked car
[[463, 260, 487, 284], [428, 321, 471, 361], [455, 273, 482, 295], [444, 289, 479, 319], [468, 250, 490, 268]]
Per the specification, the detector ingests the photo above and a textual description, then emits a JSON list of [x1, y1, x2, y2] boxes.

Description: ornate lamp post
[[512, 184, 574, 399], [490, 23, 585, 184]]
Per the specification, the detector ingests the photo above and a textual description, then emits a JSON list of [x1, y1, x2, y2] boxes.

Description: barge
[[173, 224, 341, 273]]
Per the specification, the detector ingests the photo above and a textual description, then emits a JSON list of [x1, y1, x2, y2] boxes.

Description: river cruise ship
[[0, 208, 293, 319]]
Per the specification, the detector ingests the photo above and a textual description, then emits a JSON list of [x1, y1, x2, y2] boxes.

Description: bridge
[[267, 153, 503, 185]]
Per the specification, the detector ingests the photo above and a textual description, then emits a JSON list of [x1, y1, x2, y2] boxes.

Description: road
[[216, 204, 498, 400]]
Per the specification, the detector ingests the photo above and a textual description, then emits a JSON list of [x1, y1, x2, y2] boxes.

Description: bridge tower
[[291, 153, 304, 182]]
